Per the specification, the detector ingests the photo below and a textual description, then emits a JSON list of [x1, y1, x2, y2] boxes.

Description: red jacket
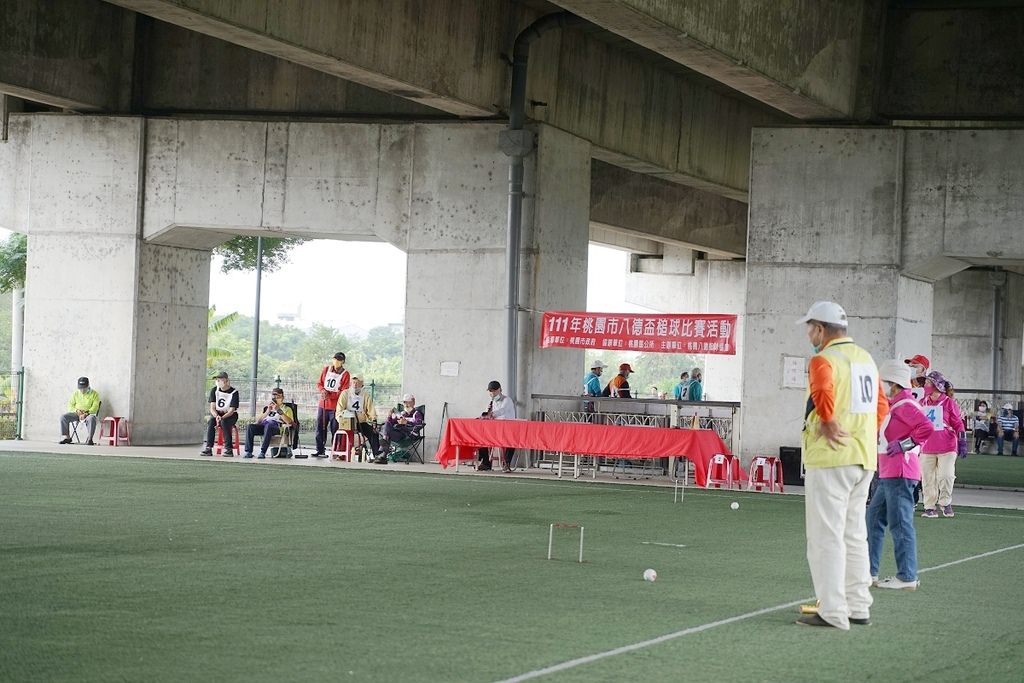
[[317, 365, 350, 410]]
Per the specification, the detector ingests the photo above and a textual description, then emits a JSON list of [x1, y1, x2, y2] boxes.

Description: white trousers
[[920, 451, 956, 509], [804, 465, 874, 630]]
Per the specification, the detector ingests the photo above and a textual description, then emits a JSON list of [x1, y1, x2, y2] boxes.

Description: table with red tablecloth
[[434, 418, 734, 487]]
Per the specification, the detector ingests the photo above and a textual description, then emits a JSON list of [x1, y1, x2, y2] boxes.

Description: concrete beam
[[139, 20, 445, 117], [0, 0, 135, 111], [589, 161, 747, 256], [548, 0, 866, 119], [588, 224, 662, 254], [105, 0, 504, 117], [881, 6, 1024, 119]]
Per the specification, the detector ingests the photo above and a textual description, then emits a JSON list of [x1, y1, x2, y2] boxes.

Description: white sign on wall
[[439, 361, 460, 377], [782, 355, 808, 389]]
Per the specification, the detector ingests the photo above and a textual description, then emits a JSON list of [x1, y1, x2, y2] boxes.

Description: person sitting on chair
[[59, 376, 101, 445], [383, 393, 424, 444], [338, 377, 384, 463], [244, 388, 294, 459], [477, 380, 517, 472], [200, 372, 239, 456]]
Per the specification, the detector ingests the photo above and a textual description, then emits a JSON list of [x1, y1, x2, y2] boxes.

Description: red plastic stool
[[214, 424, 240, 456], [704, 453, 734, 489], [747, 455, 783, 492], [331, 430, 353, 461], [100, 416, 131, 446]]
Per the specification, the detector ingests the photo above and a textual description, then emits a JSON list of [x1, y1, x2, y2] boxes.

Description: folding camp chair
[[70, 401, 101, 444], [267, 402, 298, 458], [386, 404, 426, 463]]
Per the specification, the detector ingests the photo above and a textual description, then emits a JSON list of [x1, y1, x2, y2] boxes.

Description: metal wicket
[[547, 522, 584, 563]]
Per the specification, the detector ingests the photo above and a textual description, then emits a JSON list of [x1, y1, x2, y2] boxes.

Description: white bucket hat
[[402, 393, 415, 402], [796, 301, 849, 327], [878, 359, 911, 388], [590, 360, 608, 370]]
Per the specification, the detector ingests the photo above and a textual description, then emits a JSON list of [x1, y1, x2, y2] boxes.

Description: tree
[[214, 236, 304, 273], [208, 306, 240, 369], [0, 233, 27, 293]]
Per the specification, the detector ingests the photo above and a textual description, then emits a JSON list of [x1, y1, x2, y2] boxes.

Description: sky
[[209, 240, 650, 333]]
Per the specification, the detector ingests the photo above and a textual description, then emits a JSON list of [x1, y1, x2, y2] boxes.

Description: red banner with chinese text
[[540, 311, 738, 355]]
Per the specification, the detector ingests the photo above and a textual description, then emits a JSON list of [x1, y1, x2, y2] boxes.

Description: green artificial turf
[[1, 453, 1023, 682], [955, 453, 1024, 489]]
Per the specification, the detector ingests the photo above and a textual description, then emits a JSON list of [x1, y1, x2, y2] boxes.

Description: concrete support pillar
[[741, 128, 933, 458], [403, 124, 589, 434], [5, 116, 208, 444], [932, 270, 1024, 393], [625, 249, 746, 401]]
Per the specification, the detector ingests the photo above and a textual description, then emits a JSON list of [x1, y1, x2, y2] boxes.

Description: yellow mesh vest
[[802, 338, 879, 471]]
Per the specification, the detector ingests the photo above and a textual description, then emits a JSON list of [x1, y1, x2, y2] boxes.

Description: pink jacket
[[878, 390, 935, 479], [919, 393, 964, 455]]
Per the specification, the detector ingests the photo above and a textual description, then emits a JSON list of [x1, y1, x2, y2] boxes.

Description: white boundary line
[[495, 542, 1024, 683], [640, 541, 687, 548]]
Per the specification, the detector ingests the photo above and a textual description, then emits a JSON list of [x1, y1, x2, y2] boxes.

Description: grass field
[[955, 453, 1024, 489], [2, 452, 1024, 682]]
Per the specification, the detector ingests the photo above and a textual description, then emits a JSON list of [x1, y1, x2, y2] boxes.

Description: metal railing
[[530, 393, 740, 478]]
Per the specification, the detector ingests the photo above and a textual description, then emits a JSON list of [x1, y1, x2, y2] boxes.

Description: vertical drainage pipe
[[992, 270, 1004, 400], [502, 11, 585, 404]]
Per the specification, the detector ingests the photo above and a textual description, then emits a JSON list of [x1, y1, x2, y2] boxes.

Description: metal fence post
[[15, 367, 24, 440]]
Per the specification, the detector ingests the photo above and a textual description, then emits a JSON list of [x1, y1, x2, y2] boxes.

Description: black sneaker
[[59, 437, 72, 445], [200, 448, 213, 456], [86, 439, 95, 446], [849, 617, 872, 626], [312, 451, 327, 458], [243, 453, 254, 459], [222, 452, 233, 458], [795, 614, 836, 628]]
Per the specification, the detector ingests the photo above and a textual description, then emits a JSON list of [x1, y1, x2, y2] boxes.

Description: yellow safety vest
[[802, 337, 879, 471]]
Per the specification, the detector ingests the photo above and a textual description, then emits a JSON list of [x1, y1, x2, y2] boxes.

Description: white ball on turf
[[643, 568, 657, 582], [730, 501, 740, 510]]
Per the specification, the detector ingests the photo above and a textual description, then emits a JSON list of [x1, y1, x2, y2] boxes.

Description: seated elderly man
[[59, 376, 101, 445], [383, 393, 424, 444], [244, 387, 294, 459], [337, 376, 383, 462]]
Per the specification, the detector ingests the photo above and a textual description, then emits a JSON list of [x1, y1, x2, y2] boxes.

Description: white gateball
[[643, 568, 657, 582], [730, 501, 740, 510]]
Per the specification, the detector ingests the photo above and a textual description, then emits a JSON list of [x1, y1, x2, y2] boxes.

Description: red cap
[[903, 354, 930, 369], [619, 363, 633, 373]]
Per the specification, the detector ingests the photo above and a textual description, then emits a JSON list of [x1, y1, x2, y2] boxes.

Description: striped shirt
[[997, 413, 1019, 432]]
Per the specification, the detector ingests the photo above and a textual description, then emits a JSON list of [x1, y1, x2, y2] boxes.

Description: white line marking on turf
[[640, 541, 687, 548], [495, 541, 1024, 683], [958, 512, 1024, 520]]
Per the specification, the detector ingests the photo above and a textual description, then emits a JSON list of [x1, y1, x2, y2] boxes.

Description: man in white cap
[[795, 301, 888, 629], [384, 393, 424, 445], [583, 360, 607, 398]]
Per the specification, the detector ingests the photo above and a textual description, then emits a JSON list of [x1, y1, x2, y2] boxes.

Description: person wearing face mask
[[477, 380, 517, 472], [602, 363, 633, 398], [973, 401, 991, 454], [243, 388, 294, 459], [995, 402, 1019, 457], [337, 376, 383, 462], [868, 360, 935, 592], [902, 354, 929, 400], [314, 352, 350, 458], [687, 367, 704, 402], [794, 301, 888, 629], [200, 371, 240, 456], [918, 370, 967, 518]]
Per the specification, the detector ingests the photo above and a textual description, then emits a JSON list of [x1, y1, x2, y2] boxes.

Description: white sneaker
[[877, 576, 919, 591]]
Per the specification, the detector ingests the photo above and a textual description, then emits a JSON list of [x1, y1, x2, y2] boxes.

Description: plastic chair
[[704, 453, 733, 489], [214, 423, 240, 456], [331, 429, 367, 461], [747, 455, 784, 493], [99, 416, 131, 446]]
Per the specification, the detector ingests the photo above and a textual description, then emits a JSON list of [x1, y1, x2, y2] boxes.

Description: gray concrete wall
[[403, 124, 589, 442], [932, 270, 1024, 394], [0, 0, 135, 111], [551, 0, 867, 119], [0, 115, 208, 443], [881, 7, 1024, 120], [742, 125, 1024, 457]]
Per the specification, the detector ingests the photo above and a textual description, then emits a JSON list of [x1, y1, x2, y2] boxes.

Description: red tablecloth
[[434, 418, 733, 487]]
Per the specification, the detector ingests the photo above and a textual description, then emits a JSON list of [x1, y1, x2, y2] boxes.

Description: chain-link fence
[[0, 369, 25, 440]]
